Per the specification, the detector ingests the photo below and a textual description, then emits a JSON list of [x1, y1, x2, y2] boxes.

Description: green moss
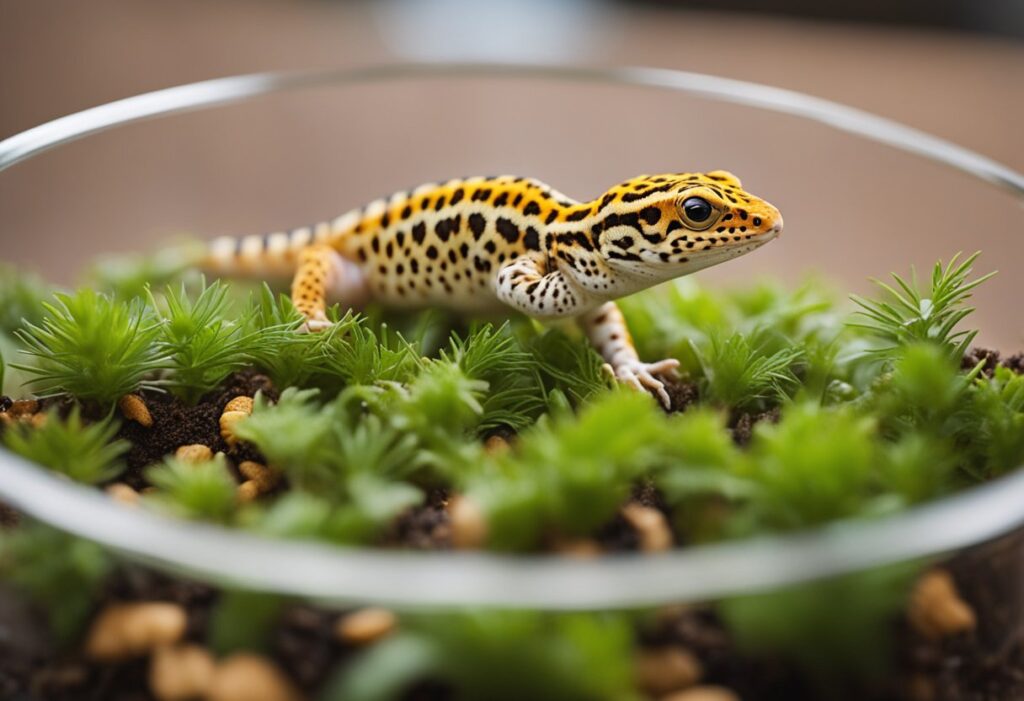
[[14, 288, 166, 405], [326, 611, 639, 701], [1, 251, 1020, 688], [3, 408, 127, 485]]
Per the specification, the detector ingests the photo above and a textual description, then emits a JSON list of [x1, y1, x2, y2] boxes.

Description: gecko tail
[[196, 209, 361, 278]]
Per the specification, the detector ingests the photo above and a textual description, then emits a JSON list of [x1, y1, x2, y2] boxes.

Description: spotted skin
[[201, 171, 783, 407]]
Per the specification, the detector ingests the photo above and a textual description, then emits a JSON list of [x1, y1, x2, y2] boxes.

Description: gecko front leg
[[582, 302, 680, 408], [494, 256, 586, 319], [495, 259, 679, 406], [291, 244, 370, 332]]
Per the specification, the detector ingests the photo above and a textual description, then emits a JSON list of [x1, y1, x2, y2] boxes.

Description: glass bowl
[[1, 63, 1023, 610]]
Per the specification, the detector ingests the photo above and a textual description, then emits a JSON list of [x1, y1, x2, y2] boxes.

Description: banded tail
[[198, 206, 365, 277]]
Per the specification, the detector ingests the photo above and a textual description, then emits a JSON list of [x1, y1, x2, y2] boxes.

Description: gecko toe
[[647, 358, 681, 380], [299, 317, 333, 334]]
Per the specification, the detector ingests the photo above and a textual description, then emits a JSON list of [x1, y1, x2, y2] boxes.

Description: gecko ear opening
[[707, 170, 743, 188]]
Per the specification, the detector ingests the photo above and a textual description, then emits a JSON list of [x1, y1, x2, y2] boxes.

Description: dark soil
[[664, 379, 700, 414], [4, 524, 1024, 701], [0, 500, 20, 528], [272, 605, 350, 691], [896, 529, 1024, 701], [115, 370, 275, 489], [596, 479, 672, 552], [731, 406, 782, 446], [962, 347, 1024, 377], [384, 488, 452, 550], [643, 605, 811, 700]]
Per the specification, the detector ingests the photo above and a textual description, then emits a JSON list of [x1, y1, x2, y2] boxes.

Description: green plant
[[317, 315, 421, 387], [14, 288, 167, 405], [207, 589, 284, 655], [235, 388, 424, 543], [694, 331, 803, 412], [466, 390, 665, 551], [144, 454, 238, 523], [154, 280, 274, 403], [849, 252, 993, 362], [956, 366, 1024, 481], [0, 523, 113, 643], [527, 328, 613, 407], [245, 285, 323, 388], [442, 323, 544, 431], [88, 248, 193, 302], [729, 403, 880, 534], [3, 408, 128, 484], [326, 611, 640, 701], [0, 264, 51, 335], [721, 563, 920, 688]]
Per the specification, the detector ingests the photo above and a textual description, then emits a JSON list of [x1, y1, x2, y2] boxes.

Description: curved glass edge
[[1, 63, 1022, 200], [1, 62, 1023, 607], [3, 446, 1024, 609]]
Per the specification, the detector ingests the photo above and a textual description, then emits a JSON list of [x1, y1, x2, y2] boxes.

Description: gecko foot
[[298, 314, 333, 334], [605, 358, 681, 409]]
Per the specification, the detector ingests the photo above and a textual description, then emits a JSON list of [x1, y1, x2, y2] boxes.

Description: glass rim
[[1, 62, 1023, 609]]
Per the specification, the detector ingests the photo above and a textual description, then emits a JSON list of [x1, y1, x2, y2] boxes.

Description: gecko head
[[597, 171, 783, 280]]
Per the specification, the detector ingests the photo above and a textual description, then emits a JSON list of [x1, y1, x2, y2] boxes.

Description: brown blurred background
[[1, 0, 1022, 346]]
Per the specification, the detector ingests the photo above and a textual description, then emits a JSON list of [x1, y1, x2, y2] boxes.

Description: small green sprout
[[849, 252, 994, 362], [235, 388, 424, 543], [3, 407, 128, 484], [326, 611, 639, 701], [528, 328, 613, 407], [144, 454, 238, 523], [318, 315, 422, 386], [731, 403, 879, 533], [245, 285, 322, 389], [693, 331, 803, 412], [467, 390, 663, 551], [442, 323, 544, 431], [154, 280, 273, 404], [14, 288, 166, 405], [0, 264, 51, 335]]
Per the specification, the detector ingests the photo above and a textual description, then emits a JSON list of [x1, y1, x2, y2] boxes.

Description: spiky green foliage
[[317, 316, 421, 387], [528, 328, 614, 407], [3, 408, 128, 484], [732, 403, 880, 533], [694, 331, 803, 412], [154, 280, 275, 403], [235, 388, 423, 542], [0, 264, 50, 335], [14, 289, 166, 404], [0, 524, 113, 643], [442, 323, 544, 431], [465, 390, 663, 551], [244, 285, 322, 389], [144, 454, 238, 523], [326, 611, 639, 701], [957, 366, 1024, 480], [2, 250, 1023, 694], [620, 277, 842, 380], [849, 252, 994, 362]]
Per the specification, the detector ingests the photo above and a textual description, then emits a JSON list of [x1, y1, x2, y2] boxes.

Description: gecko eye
[[680, 197, 716, 228]]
